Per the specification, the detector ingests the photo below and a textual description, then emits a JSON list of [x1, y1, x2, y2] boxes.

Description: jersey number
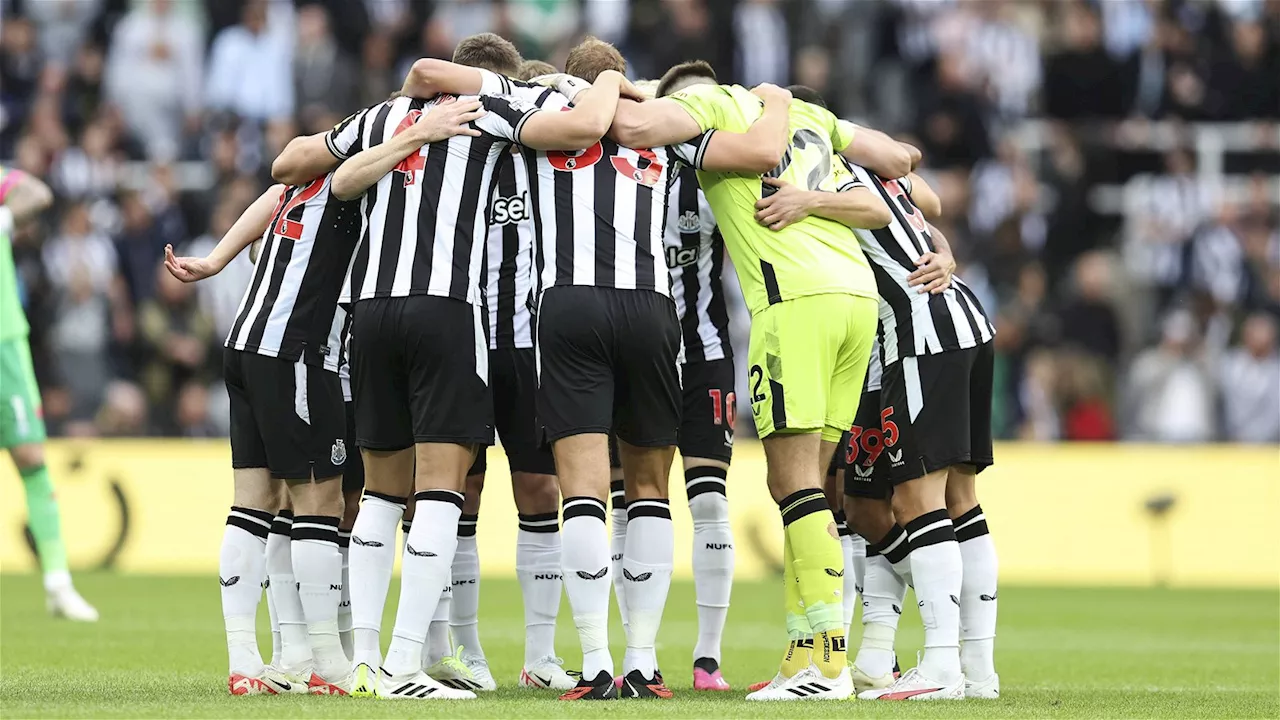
[[748, 365, 766, 406], [270, 179, 324, 241], [708, 389, 737, 429], [762, 129, 831, 197]]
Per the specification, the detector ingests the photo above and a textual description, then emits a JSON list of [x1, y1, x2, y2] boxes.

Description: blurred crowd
[[1, 0, 1277, 443]]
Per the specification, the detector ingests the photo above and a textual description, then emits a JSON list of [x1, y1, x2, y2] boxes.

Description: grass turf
[[1, 574, 1276, 718]]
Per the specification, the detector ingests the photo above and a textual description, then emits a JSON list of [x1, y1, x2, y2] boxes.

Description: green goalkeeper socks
[[779, 489, 845, 636], [20, 464, 69, 576]]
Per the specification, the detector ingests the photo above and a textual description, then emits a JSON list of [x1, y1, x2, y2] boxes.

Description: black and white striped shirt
[[327, 93, 545, 307], [226, 174, 360, 373], [484, 149, 536, 350], [839, 161, 995, 365], [665, 168, 732, 363]]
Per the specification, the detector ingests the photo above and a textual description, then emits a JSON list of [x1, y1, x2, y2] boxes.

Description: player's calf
[[685, 460, 733, 691], [947, 467, 999, 697]]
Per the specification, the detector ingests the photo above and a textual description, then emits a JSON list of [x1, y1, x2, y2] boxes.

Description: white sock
[[834, 511, 856, 637], [562, 496, 613, 680], [265, 573, 281, 665], [450, 517, 484, 659], [956, 506, 998, 681], [609, 481, 629, 634], [337, 531, 353, 661], [425, 582, 452, 668], [220, 507, 271, 675], [622, 499, 674, 678], [348, 493, 404, 671], [905, 510, 963, 684], [686, 470, 733, 665], [266, 511, 311, 671], [516, 513, 562, 666], [383, 491, 462, 677], [855, 526, 909, 678], [291, 515, 346, 681]]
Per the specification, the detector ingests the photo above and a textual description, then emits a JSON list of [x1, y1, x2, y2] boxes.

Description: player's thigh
[[824, 295, 878, 443], [880, 348, 978, 487], [341, 401, 365, 495], [535, 287, 615, 444], [613, 290, 681, 449], [493, 348, 556, 476], [745, 297, 835, 439], [351, 298, 413, 452], [0, 337, 46, 450], [224, 349, 269, 472], [402, 296, 494, 447], [679, 358, 736, 465]]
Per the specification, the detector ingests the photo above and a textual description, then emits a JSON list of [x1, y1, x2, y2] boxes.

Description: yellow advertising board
[[1, 440, 1277, 587]]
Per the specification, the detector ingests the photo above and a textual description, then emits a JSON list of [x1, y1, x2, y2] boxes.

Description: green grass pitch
[[1, 574, 1276, 718]]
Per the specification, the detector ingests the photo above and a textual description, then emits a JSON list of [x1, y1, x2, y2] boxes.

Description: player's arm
[[331, 99, 486, 201], [833, 123, 913, 181], [515, 70, 627, 151], [695, 84, 790, 173], [903, 172, 942, 220], [0, 170, 53, 224], [400, 58, 502, 98], [754, 176, 892, 231], [163, 185, 285, 282], [271, 133, 341, 186], [608, 97, 706, 149]]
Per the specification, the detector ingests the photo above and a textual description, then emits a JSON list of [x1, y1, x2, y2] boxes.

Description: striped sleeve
[[475, 95, 541, 144], [668, 131, 717, 170], [325, 107, 370, 160], [835, 156, 867, 193]]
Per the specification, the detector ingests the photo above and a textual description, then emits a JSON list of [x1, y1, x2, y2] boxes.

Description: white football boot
[[46, 586, 98, 622], [424, 646, 483, 690], [746, 665, 853, 701], [850, 663, 897, 693], [308, 669, 353, 695], [350, 662, 377, 697], [858, 666, 965, 701], [965, 672, 1000, 699], [519, 656, 578, 690], [228, 671, 277, 696], [262, 664, 311, 695], [457, 651, 496, 691], [377, 668, 476, 700]]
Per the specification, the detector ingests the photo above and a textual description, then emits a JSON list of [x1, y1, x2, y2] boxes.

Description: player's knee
[[891, 468, 948, 523], [232, 467, 279, 513], [341, 489, 362, 530], [288, 475, 344, 517], [512, 472, 560, 515], [363, 447, 414, 496], [463, 472, 485, 514], [8, 442, 44, 471], [847, 496, 895, 541], [945, 466, 979, 518], [684, 461, 730, 522]]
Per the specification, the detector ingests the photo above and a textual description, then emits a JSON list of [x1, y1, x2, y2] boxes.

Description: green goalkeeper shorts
[[0, 336, 46, 448]]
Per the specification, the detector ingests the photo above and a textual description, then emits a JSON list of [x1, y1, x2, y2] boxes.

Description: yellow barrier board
[[1, 440, 1277, 586]]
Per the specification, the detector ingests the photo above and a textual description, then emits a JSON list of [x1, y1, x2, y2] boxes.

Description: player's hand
[[412, 98, 485, 142], [752, 83, 792, 105], [618, 76, 647, 102], [754, 177, 811, 231], [907, 249, 956, 294], [164, 244, 217, 283]]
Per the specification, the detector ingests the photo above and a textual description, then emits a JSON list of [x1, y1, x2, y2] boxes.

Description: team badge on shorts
[[331, 439, 347, 465]]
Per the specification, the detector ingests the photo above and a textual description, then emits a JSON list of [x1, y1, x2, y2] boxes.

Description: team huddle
[[165, 32, 1000, 702]]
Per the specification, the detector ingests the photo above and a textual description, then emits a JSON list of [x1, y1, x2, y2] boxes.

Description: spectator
[[114, 184, 185, 307], [1123, 147, 1210, 305], [1043, 1, 1128, 119], [735, 0, 790, 88], [49, 119, 119, 200], [1218, 313, 1280, 443], [205, 0, 295, 123], [137, 263, 217, 435], [1059, 252, 1124, 366], [61, 42, 105, 137], [1124, 309, 1216, 443], [915, 51, 992, 170], [103, 0, 203, 160], [40, 202, 126, 434], [24, 0, 99, 69], [293, 4, 358, 133], [0, 16, 43, 155], [183, 197, 258, 341], [1209, 19, 1280, 120]]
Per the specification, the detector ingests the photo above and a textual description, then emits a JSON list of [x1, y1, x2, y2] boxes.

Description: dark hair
[[517, 59, 557, 82], [657, 60, 717, 98], [787, 84, 826, 108], [452, 32, 522, 77], [565, 37, 626, 83]]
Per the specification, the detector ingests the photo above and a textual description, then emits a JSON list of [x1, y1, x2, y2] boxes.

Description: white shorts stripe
[[904, 356, 923, 422], [293, 361, 311, 425], [472, 302, 489, 386]]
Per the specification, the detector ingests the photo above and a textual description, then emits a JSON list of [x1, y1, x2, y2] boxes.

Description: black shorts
[[225, 349, 345, 481], [536, 286, 681, 447], [350, 295, 494, 450], [469, 348, 556, 477], [679, 358, 735, 463], [879, 341, 995, 485], [841, 389, 893, 499], [343, 401, 364, 493]]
